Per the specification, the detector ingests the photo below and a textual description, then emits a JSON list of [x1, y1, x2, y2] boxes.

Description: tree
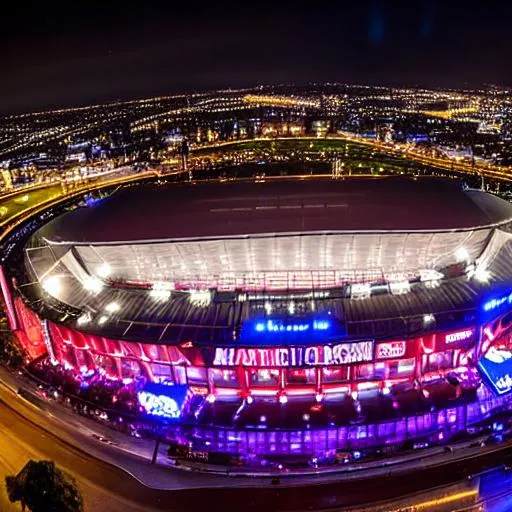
[[5, 460, 84, 512], [0, 316, 24, 368]]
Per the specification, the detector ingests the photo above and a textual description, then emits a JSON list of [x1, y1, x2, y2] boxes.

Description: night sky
[[1, 0, 511, 113]]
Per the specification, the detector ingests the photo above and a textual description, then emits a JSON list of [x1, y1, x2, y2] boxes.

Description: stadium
[[5, 175, 512, 469]]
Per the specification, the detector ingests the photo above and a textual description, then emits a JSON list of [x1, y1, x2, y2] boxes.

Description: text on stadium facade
[[483, 292, 512, 313], [444, 329, 475, 344], [212, 341, 374, 367], [376, 341, 407, 359]]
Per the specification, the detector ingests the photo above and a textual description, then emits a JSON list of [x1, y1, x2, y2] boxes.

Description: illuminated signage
[[376, 341, 406, 359], [254, 319, 330, 333], [478, 347, 512, 396], [444, 329, 475, 344], [137, 383, 188, 420], [483, 292, 512, 312], [212, 341, 374, 368], [239, 316, 343, 344]]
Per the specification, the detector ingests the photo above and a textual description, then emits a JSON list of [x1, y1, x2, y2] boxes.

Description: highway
[[192, 135, 512, 182], [0, 166, 157, 227]]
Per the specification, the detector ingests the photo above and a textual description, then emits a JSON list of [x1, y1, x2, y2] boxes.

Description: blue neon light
[[239, 316, 343, 345], [483, 292, 512, 312], [254, 319, 330, 333], [477, 347, 512, 396], [137, 383, 188, 420]]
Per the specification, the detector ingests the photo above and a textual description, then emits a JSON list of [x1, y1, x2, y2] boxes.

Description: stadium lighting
[[150, 281, 173, 301], [83, 276, 103, 294], [189, 289, 212, 307], [350, 283, 371, 300], [467, 264, 491, 283], [424, 278, 441, 289], [77, 313, 91, 325], [97, 263, 111, 278], [455, 247, 470, 263], [389, 280, 410, 295], [423, 313, 435, 326], [474, 266, 491, 283], [105, 301, 120, 313], [419, 269, 444, 282], [42, 275, 62, 296]]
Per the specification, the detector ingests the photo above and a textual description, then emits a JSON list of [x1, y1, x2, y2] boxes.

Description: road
[[193, 135, 512, 182], [0, 383, 170, 511], [3, 369, 512, 512], [0, 166, 156, 228]]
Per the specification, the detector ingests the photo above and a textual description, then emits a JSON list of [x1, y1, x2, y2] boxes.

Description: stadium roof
[[37, 177, 512, 244]]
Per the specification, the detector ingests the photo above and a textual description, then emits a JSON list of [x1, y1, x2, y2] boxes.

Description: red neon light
[[13, 298, 46, 360], [0, 266, 18, 330]]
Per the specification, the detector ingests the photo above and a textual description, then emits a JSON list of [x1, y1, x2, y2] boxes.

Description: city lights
[[149, 281, 173, 301]]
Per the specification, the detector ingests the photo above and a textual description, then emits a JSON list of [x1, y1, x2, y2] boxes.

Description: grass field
[[0, 185, 63, 225]]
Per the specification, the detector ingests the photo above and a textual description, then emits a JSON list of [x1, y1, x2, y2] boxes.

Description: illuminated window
[[92, 354, 118, 376], [74, 349, 92, 369], [286, 368, 316, 385], [210, 369, 239, 387], [121, 358, 143, 378], [354, 362, 386, 381], [389, 357, 416, 378], [323, 366, 349, 383], [173, 366, 187, 385], [249, 369, 280, 387], [186, 366, 208, 385], [422, 352, 453, 374], [151, 363, 175, 384]]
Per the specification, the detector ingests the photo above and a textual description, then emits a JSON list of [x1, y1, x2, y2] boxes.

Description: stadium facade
[[5, 176, 512, 468]]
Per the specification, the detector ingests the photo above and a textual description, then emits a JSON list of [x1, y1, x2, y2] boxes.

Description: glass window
[[286, 368, 316, 385], [323, 366, 349, 383], [92, 354, 118, 376], [354, 362, 386, 380], [389, 357, 416, 378], [186, 366, 208, 385], [120, 358, 143, 378], [210, 369, 239, 387], [74, 348, 92, 369], [173, 365, 187, 385], [422, 352, 453, 374], [150, 363, 175, 384], [248, 369, 280, 387]]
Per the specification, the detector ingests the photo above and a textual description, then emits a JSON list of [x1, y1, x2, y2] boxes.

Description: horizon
[[1, 0, 512, 113]]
